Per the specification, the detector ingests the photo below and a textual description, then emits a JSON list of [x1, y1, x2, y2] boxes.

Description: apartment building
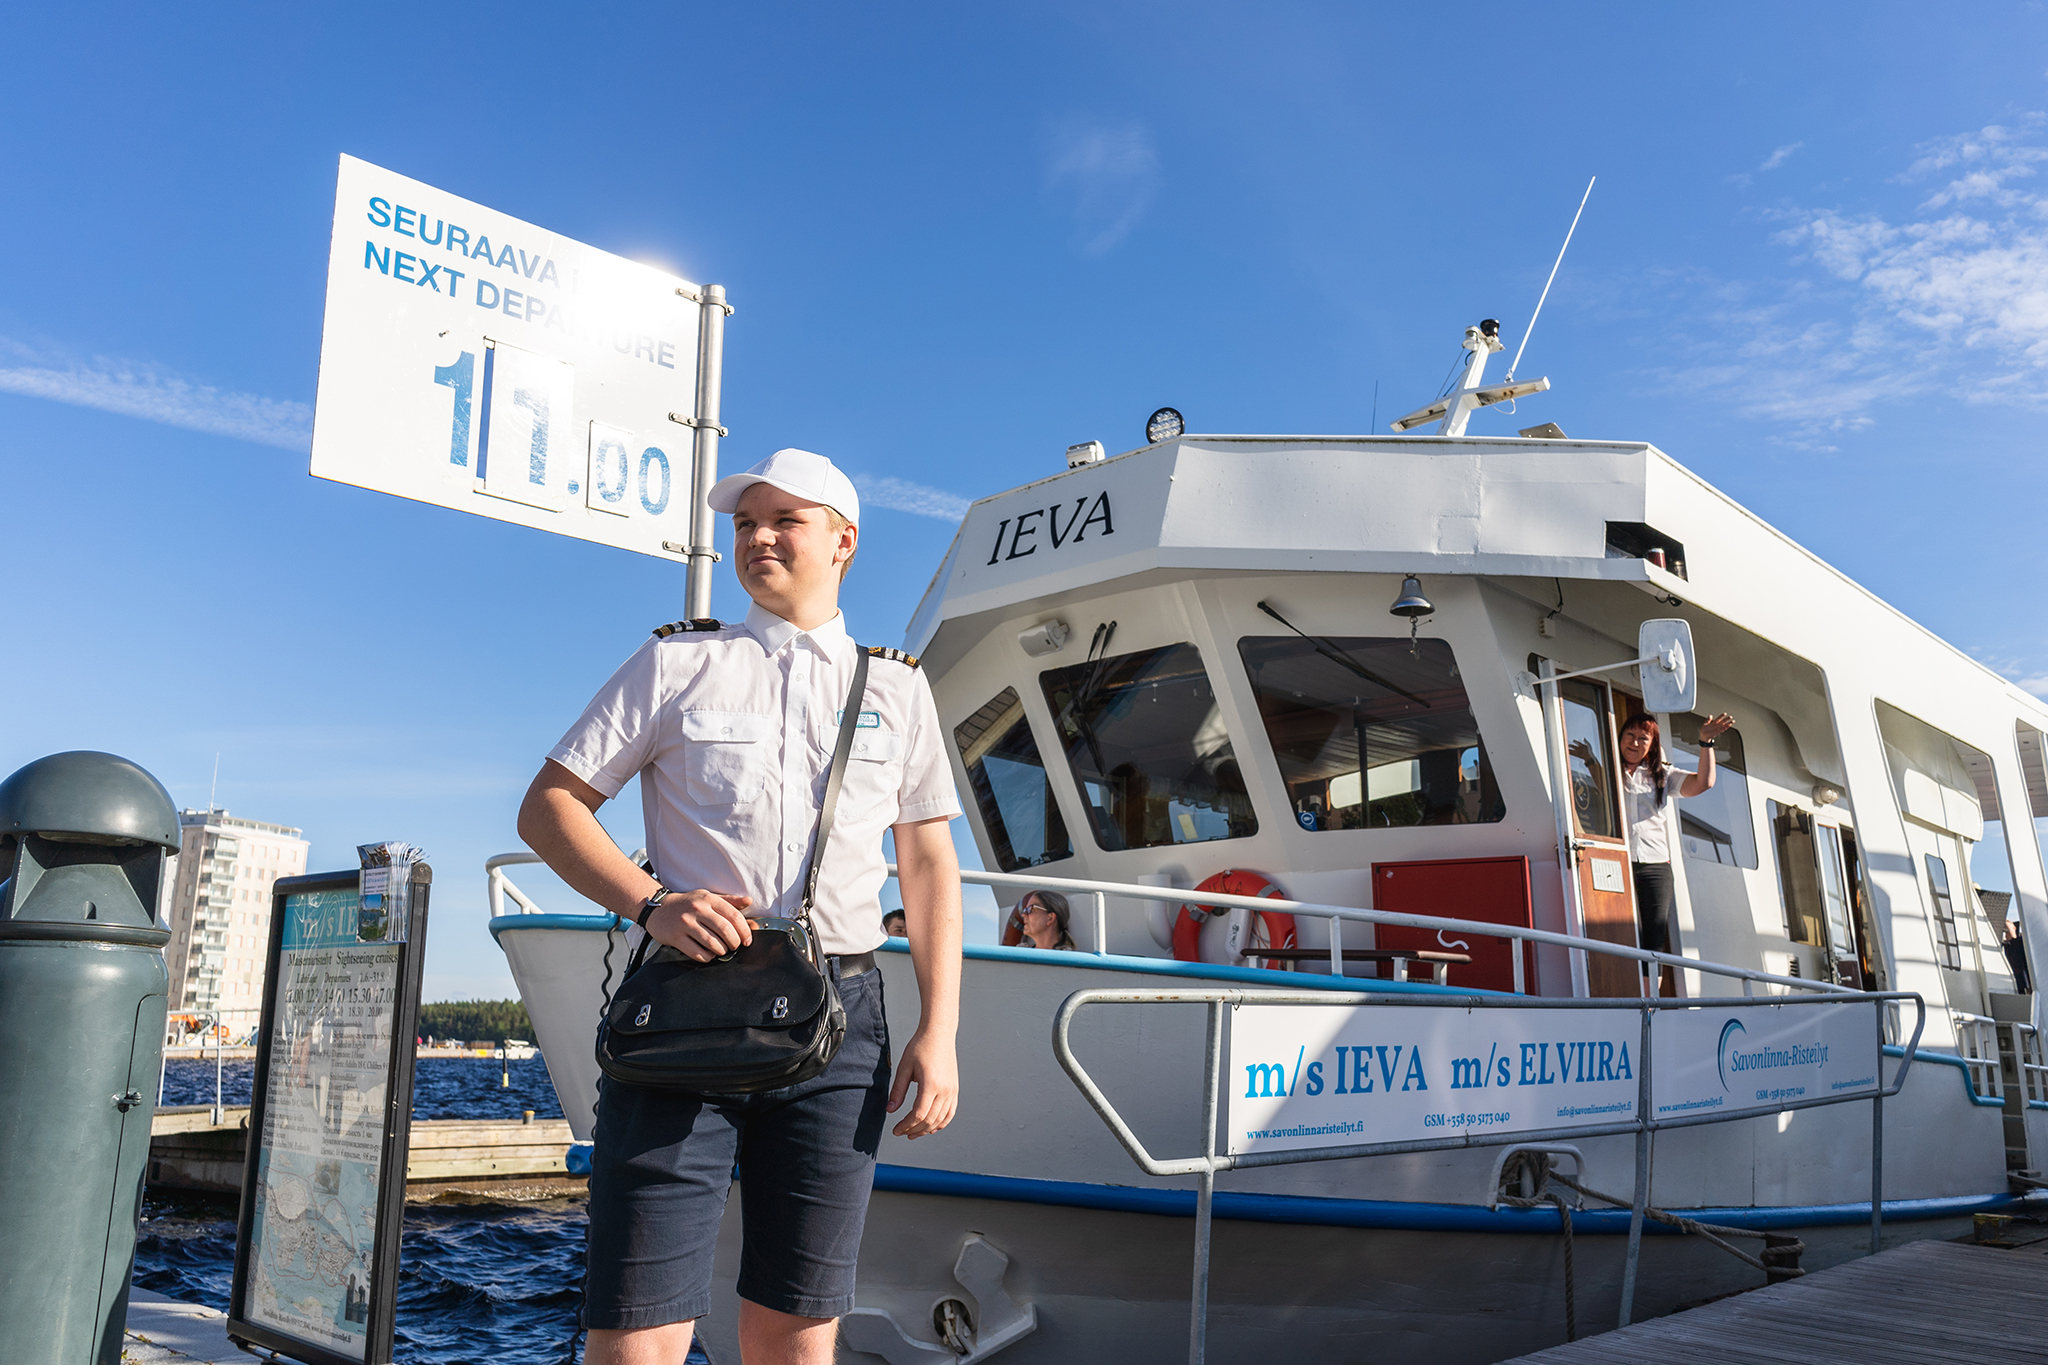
[[164, 809, 309, 1022]]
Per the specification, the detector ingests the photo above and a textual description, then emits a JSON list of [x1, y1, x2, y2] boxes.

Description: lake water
[[136, 1057, 714, 1364]]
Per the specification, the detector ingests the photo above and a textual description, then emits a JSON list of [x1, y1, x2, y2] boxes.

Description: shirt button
[[721, 726, 733, 736], [786, 842, 801, 853]]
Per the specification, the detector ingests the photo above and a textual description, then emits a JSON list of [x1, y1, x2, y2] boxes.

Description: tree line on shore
[[417, 999, 533, 1043]]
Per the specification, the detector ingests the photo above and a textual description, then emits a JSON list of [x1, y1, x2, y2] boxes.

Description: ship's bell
[[1389, 575, 1433, 619]]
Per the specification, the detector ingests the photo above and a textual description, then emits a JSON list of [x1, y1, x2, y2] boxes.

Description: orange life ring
[[1173, 870, 1297, 965]]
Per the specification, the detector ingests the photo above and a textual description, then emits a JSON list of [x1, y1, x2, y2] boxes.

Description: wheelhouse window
[[1040, 643, 1257, 851], [1237, 636, 1504, 830], [953, 687, 1071, 871], [1669, 714, 1757, 869]]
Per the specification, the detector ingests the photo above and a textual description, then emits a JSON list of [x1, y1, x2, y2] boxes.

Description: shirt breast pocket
[[843, 728, 905, 806], [679, 710, 775, 806]]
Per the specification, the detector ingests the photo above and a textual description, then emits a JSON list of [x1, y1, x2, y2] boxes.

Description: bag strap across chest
[[798, 648, 871, 932]]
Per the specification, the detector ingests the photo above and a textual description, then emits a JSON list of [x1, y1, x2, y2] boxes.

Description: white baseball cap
[[708, 449, 860, 525]]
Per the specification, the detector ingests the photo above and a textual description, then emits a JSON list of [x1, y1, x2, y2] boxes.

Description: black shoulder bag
[[595, 650, 871, 1093]]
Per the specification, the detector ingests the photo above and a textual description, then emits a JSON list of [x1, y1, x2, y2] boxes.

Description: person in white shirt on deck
[[517, 448, 964, 1365], [1618, 710, 1732, 995]]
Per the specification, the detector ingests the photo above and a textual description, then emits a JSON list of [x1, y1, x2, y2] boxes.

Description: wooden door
[[1559, 678, 1642, 997]]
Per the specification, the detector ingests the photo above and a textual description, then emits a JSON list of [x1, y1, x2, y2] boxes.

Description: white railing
[[1954, 1011, 2005, 1102], [485, 851, 548, 918], [485, 851, 1857, 998], [2016, 1023, 2048, 1106], [893, 864, 1854, 997]]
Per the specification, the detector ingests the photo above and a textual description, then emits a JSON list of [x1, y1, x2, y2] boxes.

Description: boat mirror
[[1637, 618, 1697, 713]]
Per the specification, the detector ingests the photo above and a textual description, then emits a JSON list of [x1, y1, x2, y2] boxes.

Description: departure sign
[[309, 154, 713, 558]]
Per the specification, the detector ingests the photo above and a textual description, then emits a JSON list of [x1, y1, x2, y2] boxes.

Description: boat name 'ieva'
[[985, 492, 1115, 565]]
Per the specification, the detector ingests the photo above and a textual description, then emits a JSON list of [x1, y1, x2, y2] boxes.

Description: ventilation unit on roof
[[1604, 522, 1687, 580]]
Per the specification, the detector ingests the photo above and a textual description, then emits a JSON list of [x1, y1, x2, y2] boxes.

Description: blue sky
[[5, 3, 2048, 998]]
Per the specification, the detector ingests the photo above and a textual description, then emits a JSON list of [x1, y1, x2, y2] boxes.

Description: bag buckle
[[772, 996, 790, 1020]]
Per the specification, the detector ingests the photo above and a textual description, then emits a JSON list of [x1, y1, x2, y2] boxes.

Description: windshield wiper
[[1256, 600, 1430, 708]]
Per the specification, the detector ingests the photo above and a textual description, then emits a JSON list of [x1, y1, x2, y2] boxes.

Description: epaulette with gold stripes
[[651, 618, 724, 638], [865, 645, 920, 668]]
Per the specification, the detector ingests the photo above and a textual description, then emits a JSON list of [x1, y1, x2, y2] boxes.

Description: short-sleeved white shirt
[[1622, 762, 1675, 865], [545, 602, 962, 955]]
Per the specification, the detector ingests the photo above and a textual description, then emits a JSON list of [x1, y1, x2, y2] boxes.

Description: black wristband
[[1698, 738, 1717, 750], [635, 887, 669, 929]]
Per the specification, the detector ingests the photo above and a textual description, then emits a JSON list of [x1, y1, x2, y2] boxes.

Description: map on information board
[[243, 887, 402, 1359]]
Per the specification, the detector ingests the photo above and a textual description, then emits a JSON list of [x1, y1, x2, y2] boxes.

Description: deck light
[[1390, 574, 1433, 653], [1146, 407, 1184, 444]]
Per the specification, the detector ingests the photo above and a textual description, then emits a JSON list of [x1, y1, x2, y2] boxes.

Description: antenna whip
[[1507, 176, 1595, 380]]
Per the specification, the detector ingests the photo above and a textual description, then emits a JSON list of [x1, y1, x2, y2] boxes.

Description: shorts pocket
[[679, 710, 774, 805]]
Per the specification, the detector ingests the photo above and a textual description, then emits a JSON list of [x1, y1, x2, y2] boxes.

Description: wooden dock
[[1505, 1239, 2048, 1363], [148, 1105, 584, 1199]]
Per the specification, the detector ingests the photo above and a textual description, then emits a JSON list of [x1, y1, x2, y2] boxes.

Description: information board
[[309, 153, 711, 559], [228, 866, 430, 1365]]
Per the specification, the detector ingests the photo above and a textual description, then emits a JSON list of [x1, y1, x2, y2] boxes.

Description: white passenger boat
[[490, 324, 2048, 1362]]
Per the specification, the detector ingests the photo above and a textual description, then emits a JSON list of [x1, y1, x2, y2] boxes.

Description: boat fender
[[1173, 870, 1297, 965]]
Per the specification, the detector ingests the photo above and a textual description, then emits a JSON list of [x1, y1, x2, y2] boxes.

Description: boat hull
[[492, 915, 2042, 1361]]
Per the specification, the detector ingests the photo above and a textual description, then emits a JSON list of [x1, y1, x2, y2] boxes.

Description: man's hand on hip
[[887, 1026, 959, 1138], [648, 890, 755, 961]]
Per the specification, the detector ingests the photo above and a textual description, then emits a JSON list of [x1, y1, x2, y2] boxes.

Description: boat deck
[[1506, 1239, 2048, 1363]]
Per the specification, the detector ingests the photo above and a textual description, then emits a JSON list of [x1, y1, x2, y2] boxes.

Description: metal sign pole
[[1617, 1005, 1655, 1328], [685, 284, 730, 622], [1872, 1000, 1886, 1255], [1189, 1001, 1223, 1365]]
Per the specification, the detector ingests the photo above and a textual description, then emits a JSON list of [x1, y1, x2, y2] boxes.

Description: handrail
[[1054, 985, 1925, 1360], [2013, 1021, 2048, 1109], [485, 852, 546, 919], [882, 862, 1855, 998], [1052, 987, 1926, 1179], [1952, 1010, 2005, 1101], [486, 849, 1854, 998]]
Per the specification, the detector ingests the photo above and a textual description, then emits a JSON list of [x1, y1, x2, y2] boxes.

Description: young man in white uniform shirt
[[518, 449, 964, 1365]]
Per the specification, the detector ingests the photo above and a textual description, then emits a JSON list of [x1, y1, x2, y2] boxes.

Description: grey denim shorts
[[582, 966, 891, 1328]]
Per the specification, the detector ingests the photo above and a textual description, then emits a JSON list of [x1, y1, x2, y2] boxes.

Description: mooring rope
[[1547, 1169, 1804, 1278], [1497, 1150, 1804, 1295], [1498, 1152, 1577, 1339]]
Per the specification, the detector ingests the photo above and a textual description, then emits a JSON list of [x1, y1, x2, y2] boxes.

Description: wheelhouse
[[908, 433, 2048, 1052]]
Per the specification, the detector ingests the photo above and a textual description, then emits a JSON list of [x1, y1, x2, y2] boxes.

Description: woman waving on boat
[[1619, 711, 1733, 994]]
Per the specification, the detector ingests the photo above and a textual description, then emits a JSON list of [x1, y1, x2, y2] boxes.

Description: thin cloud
[[1670, 116, 2048, 442], [1760, 142, 1804, 172], [1045, 121, 1160, 257], [851, 473, 970, 522], [0, 339, 311, 450]]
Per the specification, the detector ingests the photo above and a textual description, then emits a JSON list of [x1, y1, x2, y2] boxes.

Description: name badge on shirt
[[835, 709, 882, 728]]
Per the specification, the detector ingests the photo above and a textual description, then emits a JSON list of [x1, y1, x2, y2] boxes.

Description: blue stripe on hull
[[873, 1164, 2048, 1235]]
